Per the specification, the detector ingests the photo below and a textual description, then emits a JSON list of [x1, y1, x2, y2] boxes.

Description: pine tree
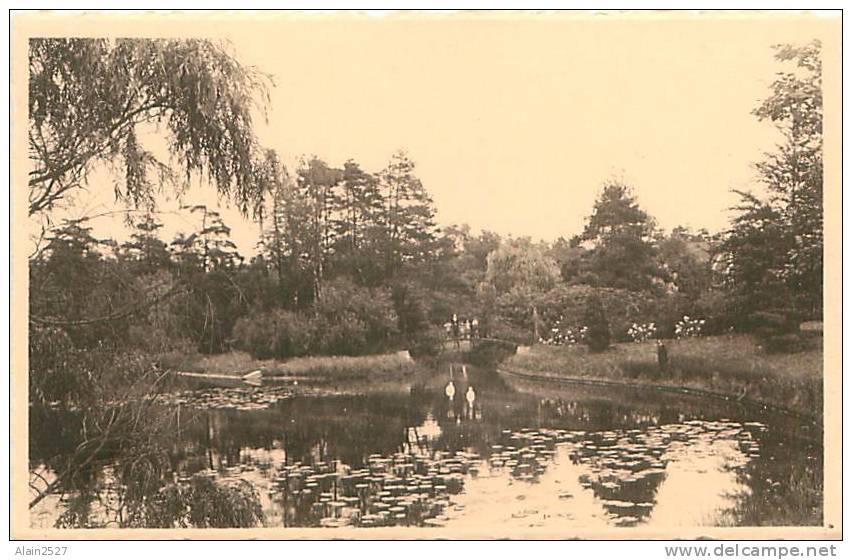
[[581, 180, 662, 291], [332, 160, 386, 285], [378, 150, 438, 276], [171, 205, 242, 272], [261, 165, 316, 309], [295, 157, 343, 301]]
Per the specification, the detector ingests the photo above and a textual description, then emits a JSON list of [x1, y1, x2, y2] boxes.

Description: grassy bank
[[169, 349, 421, 380], [505, 334, 823, 416]]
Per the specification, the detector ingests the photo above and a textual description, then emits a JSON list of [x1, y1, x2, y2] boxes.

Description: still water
[[31, 364, 822, 530]]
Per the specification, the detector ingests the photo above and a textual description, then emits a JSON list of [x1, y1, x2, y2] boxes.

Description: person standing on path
[[657, 340, 669, 375], [451, 314, 461, 349]]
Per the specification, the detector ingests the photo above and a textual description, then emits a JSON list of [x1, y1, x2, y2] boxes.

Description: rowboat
[[174, 369, 263, 386]]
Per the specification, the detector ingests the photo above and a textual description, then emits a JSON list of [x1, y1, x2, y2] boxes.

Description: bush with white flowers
[[674, 315, 705, 339], [540, 316, 587, 346], [627, 322, 657, 342]]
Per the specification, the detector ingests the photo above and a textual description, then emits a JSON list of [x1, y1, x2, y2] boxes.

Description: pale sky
[[29, 12, 839, 255]]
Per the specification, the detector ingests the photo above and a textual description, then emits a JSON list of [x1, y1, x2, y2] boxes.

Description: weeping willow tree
[[26, 38, 271, 527], [28, 38, 273, 218]]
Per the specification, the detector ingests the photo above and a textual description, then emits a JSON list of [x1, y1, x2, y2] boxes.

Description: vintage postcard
[[9, 10, 842, 540]]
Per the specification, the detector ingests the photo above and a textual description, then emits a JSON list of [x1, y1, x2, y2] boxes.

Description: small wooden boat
[[242, 370, 263, 383], [175, 369, 263, 386]]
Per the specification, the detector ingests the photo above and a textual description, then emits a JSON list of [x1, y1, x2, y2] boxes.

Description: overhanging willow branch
[[29, 285, 186, 328]]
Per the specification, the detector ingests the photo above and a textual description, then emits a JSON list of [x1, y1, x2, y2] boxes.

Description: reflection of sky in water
[[649, 435, 750, 526], [408, 413, 443, 446], [440, 423, 756, 530]]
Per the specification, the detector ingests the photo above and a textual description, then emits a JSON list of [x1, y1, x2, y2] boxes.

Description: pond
[[30, 363, 823, 531]]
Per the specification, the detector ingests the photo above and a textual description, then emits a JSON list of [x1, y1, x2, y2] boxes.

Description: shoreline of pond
[[503, 334, 823, 420], [167, 349, 421, 380], [497, 365, 821, 428]]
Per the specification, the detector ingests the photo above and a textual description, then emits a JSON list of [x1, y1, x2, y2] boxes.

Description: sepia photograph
[[8, 9, 842, 541]]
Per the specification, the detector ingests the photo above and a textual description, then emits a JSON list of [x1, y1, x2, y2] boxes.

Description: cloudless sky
[[35, 12, 838, 255]]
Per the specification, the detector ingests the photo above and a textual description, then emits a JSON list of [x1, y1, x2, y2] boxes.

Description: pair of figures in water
[[445, 380, 475, 405], [445, 368, 477, 420]]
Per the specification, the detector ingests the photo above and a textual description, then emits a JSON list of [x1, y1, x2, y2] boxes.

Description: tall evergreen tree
[[332, 160, 386, 285], [296, 157, 343, 301], [334, 160, 383, 253], [261, 162, 317, 308], [580, 181, 662, 291], [378, 150, 438, 275], [717, 192, 792, 323], [172, 205, 243, 272]]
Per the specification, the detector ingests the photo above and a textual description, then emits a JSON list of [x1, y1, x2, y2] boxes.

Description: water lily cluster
[[627, 322, 657, 342], [675, 315, 705, 339]]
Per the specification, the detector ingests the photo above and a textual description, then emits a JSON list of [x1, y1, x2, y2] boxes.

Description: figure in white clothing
[[445, 381, 456, 400], [465, 386, 476, 419], [445, 380, 457, 420]]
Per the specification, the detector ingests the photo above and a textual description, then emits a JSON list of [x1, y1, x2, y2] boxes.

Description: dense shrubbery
[[507, 284, 681, 345], [232, 309, 314, 359], [693, 289, 737, 335], [391, 281, 433, 341], [486, 320, 536, 345], [750, 309, 809, 354], [407, 325, 446, 358], [28, 325, 174, 407], [647, 293, 689, 339], [464, 339, 517, 366], [232, 281, 400, 359], [55, 475, 264, 529], [532, 284, 658, 342], [184, 478, 265, 529], [316, 280, 398, 354], [511, 283, 727, 348], [29, 325, 79, 405]]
